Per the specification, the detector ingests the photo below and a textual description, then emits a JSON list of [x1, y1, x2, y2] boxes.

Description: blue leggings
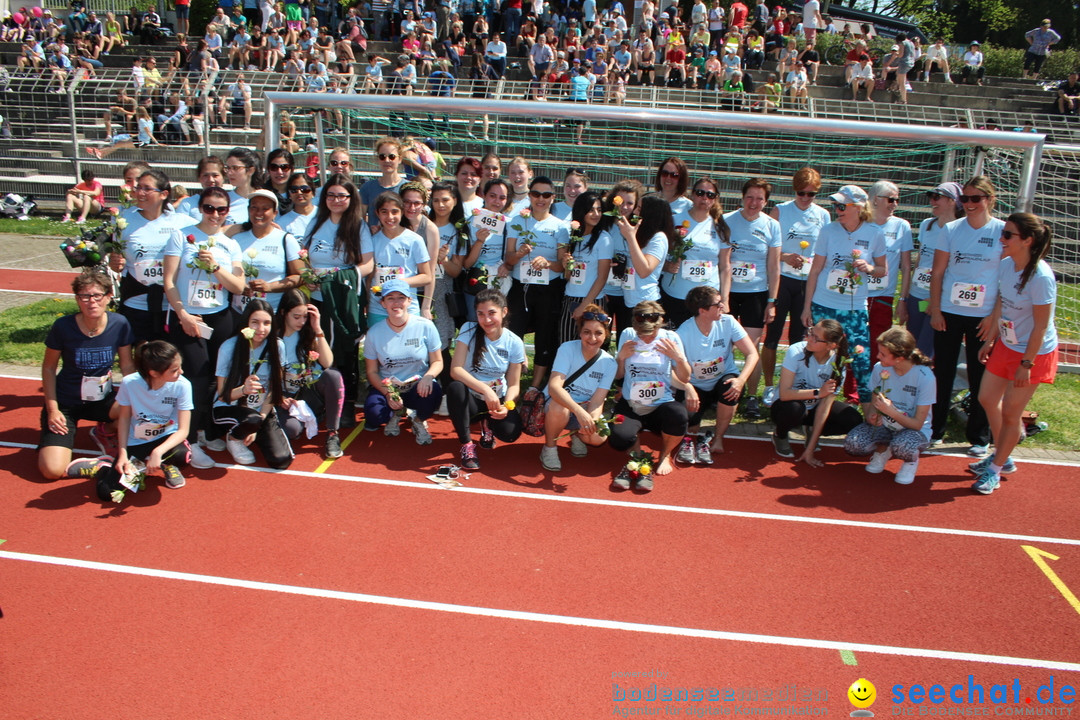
[[811, 302, 871, 402]]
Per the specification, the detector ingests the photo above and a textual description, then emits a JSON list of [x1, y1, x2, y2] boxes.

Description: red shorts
[[985, 342, 1058, 384]]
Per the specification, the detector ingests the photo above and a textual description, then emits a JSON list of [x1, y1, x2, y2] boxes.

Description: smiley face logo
[[848, 678, 877, 713]]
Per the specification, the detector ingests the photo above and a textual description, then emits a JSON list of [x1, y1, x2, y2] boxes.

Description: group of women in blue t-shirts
[[37, 147, 1060, 500]]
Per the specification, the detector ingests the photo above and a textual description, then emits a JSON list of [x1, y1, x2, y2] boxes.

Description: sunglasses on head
[[201, 204, 229, 215], [268, 162, 292, 171], [288, 185, 313, 194], [660, 169, 681, 179], [693, 188, 717, 199], [634, 312, 664, 323], [796, 191, 818, 198], [377, 153, 397, 161], [581, 311, 610, 323], [529, 190, 555, 199], [959, 194, 988, 203]]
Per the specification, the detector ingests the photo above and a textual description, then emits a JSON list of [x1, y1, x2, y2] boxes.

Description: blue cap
[[376, 277, 411, 298]]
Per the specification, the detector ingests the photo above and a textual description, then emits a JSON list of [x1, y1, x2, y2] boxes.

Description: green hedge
[[981, 45, 1080, 79]]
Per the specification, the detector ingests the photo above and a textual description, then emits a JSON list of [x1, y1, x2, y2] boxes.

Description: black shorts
[[728, 290, 768, 330], [764, 274, 807, 349], [38, 396, 115, 450]]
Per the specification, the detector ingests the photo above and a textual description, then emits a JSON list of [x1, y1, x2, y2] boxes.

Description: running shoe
[[460, 441, 479, 470], [696, 437, 714, 465], [540, 445, 562, 472], [189, 443, 216, 469], [89, 422, 119, 459], [967, 456, 1016, 475], [570, 433, 588, 458], [972, 469, 1001, 495], [967, 444, 990, 457], [384, 413, 401, 437], [410, 413, 433, 446], [772, 432, 794, 458], [676, 435, 696, 465], [866, 448, 892, 474], [894, 459, 918, 485], [162, 464, 186, 489], [744, 396, 761, 419], [325, 433, 343, 459], [478, 419, 496, 449], [611, 466, 632, 491], [65, 455, 111, 479], [226, 437, 256, 465]]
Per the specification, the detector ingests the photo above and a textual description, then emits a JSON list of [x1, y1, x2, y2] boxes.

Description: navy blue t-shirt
[[45, 313, 134, 407]]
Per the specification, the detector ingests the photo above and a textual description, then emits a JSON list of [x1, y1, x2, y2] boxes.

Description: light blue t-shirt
[[809, 221, 888, 311], [866, 216, 914, 298], [163, 227, 242, 315], [669, 196, 692, 215], [565, 230, 614, 299], [214, 335, 287, 408], [996, 257, 1057, 355], [662, 211, 724, 301], [623, 231, 668, 306], [231, 228, 302, 313], [547, 340, 617, 403], [939, 216, 1005, 318], [603, 229, 627, 299], [616, 327, 686, 411], [723, 210, 783, 294], [116, 372, 194, 448], [303, 217, 373, 301], [120, 207, 196, 311], [775, 200, 830, 282], [280, 208, 318, 240], [226, 189, 250, 225], [456, 322, 527, 393], [363, 316, 441, 383], [911, 218, 948, 301], [871, 361, 935, 439], [506, 210, 571, 286], [781, 341, 837, 408], [367, 228, 431, 316], [676, 314, 748, 390]]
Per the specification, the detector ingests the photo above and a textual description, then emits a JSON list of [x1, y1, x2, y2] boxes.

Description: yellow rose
[[639, 464, 653, 476], [504, 400, 516, 411]]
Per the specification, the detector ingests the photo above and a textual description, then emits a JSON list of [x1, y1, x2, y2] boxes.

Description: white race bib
[[231, 290, 266, 314], [622, 266, 637, 291], [134, 419, 172, 442], [471, 208, 506, 235], [245, 391, 268, 409], [376, 265, 404, 286], [865, 273, 886, 291], [681, 260, 712, 282], [133, 259, 164, 286], [692, 359, 722, 382], [914, 267, 932, 292], [949, 282, 985, 308], [519, 263, 550, 285], [433, 245, 449, 279], [630, 380, 663, 406], [81, 374, 112, 402], [999, 319, 1019, 346], [827, 268, 858, 294], [731, 261, 756, 283], [567, 261, 587, 287], [188, 279, 223, 309]]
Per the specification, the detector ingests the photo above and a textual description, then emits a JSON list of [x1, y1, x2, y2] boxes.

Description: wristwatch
[[812, 388, 820, 398], [1020, 359, 1034, 369]]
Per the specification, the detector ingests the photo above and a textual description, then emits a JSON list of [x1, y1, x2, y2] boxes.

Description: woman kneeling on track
[[540, 304, 619, 472], [447, 289, 525, 471], [39, 268, 135, 481], [363, 278, 443, 445], [213, 299, 293, 469], [96, 340, 193, 503], [276, 289, 346, 459], [770, 318, 862, 466], [844, 327, 936, 486], [609, 301, 692, 491], [675, 286, 759, 465], [972, 213, 1058, 496]]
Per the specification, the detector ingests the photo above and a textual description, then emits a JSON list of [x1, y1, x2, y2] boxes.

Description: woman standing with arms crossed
[[927, 176, 1004, 454], [906, 182, 961, 356], [972, 213, 1057, 494]]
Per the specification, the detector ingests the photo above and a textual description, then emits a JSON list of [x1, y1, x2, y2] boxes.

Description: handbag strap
[[562, 351, 601, 390]]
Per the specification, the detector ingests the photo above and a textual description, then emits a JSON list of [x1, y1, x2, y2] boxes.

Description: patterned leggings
[[845, 423, 928, 462], [810, 302, 871, 402]]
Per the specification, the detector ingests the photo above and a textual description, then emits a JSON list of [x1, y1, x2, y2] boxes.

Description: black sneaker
[[611, 466, 632, 491], [478, 419, 496, 450], [772, 432, 794, 458], [744, 396, 761, 419], [325, 432, 343, 459], [460, 441, 479, 470], [339, 402, 357, 429]]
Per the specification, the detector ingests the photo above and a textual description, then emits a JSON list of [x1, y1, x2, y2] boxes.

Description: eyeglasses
[[1001, 229, 1020, 240], [288, 185, 313, 194], [833, 203, 848, 212], [529, 190, 555, 199], [796, 191, 818, 198], [326, 192, 350, 200], [581, 311, 610, 323], [881, 196, 900, 204], [709, 300, 724, 308], [693, 188, 717, 199], [807, 330, 822, 342], [329, 159, 350, 167], [75, 292, 108, 302], [634, 312, 664, 323], [377, 153, 397, 161], [201, 204, 230, 215], [135, 185, 165, 193], [268, 162, 292, 171], [926, 192, 944, 201], [224, 164, 248, 172], [959, 194, 989, 203], [660, 169, 681, 179]]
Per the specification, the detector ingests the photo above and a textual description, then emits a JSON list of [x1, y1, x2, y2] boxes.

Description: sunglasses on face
[[529, 190, 555, 199], [693, 188, 717, 199], [959, 194, 988, 203], [268, 162, 292, 171], [1001, 229, 1021, 240], [660, 169, 681, 179], [288, 185, 313, 194], [202, 204, 230, 215], [833, 203, 848, 212], [581, 311, 610, 323], [634, 312, 664, 323], [926, 192, 944, 201], [329, 159, 350, 167], [796, 191, 818, 198], [377, 153, 397, 161], [881, 196, 900, 204]]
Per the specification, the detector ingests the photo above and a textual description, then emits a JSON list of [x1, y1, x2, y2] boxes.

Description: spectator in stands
[[17, 36, 45, 70], [895, 32, 915, 104], [850, 53, 874, 101], [46, 44, 72, 93], [229, 23, 252, 68], [104, 86, 137, 137], [219, 74, 253, 130], [140, 7, 162, 44], [142, 55, 164, 94], [485, 31, 508, 78], [962, 41, 985, 85], [88, 107, 158, 158], [799, 40, 821, 85], [743, 28, 765, 69], [1057, 71, 1080, 115], [785, 60, 809, 108], [1023, 19, 1060, 81], [264, 27, 285, 70], [62, 169, 105, 224], [101, 11, 125, 53], [157, 90, 190, 144], [728, 0, 748, 30], [205, 24, 224, 59], [922, 37, 952, 83]]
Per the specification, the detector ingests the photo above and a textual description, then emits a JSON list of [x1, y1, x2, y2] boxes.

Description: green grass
[[0, 298, 77, 365], [0, 217, 90, 238]]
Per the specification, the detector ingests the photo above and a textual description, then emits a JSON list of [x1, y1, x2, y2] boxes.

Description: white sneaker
[[570, 433, 588, 457], [226, 437, 256, 465], [540, 445, 562, 471], [762, 386, 779, 407], [384, 414, 401, 436], [198, 430, 226, 452], [895, 459, 918, 485], [189, 443, 217, 469], [866, 448, 892, 474]]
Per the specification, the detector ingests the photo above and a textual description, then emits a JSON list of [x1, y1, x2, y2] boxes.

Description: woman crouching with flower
[[276, 289, 345, 459], [844, 327, 935, 485], [541, 304, 619, 472], [213, 299, 293, 468], [771, 318, 862, 466], [363, 278, 443, 445], [447, 289, 525, 470], [609, 301, 692, 490]]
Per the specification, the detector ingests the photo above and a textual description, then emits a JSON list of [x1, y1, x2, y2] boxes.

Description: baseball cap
[[247, 189, 279, 209], [829, 185, 869, 205], [376, 278, 411, 298]]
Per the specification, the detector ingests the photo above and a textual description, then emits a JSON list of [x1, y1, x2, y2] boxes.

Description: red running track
[[1, 378, 1078, 717], [0, 268, 77, 294]]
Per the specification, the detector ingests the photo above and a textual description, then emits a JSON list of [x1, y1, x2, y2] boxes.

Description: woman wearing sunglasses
[[927, 175, 1004, 454], [906, 182, 961, 356], [39, 268, 135, 482], [358, 137, 405, 225], [262, 148, 295, 215], [558, 190, 613, 344], [801, 184, 888, 416], [660, 177, 730, 327], [609, 301, 692, 490], [676, 286, 758, 465], [654, 156, 692, 214], [505, 176, 571, 394], [762, 167, 830, 409], [721, 177, 783, 419], [278, 172, 319, 240], [864, 180, 913, 365], [972, 213, 1058, 495], [540, 304, 618, 471], [163, 187, 247, 463]]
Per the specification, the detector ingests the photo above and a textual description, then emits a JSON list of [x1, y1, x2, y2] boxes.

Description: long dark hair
[[815, 318, 850, 380], [636, 195, 679, 253], [428, 181, 469, 253], [306, 172, 364, 265], [1007, 212, 1053, 291], [275, 289, 315, 365], [571, 190, 605, 253], [693, 177, 731, 245], [219, 299, 283, 407], [227, 146, 267, 189], [470, 288, 509, 372], [600, 179, 643, 234], [654, 156, 688, 197]]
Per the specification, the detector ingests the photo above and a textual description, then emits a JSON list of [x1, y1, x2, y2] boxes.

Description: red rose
[[186, 234, 196, 244], [614, 414, 625, 423], [469, 278, 478, 286]]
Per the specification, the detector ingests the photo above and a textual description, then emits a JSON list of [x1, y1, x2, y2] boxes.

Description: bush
[[981, 44, 1080, 80]]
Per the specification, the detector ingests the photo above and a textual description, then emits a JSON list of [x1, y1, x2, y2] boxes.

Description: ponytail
[[1007, 212, 1053, 292]]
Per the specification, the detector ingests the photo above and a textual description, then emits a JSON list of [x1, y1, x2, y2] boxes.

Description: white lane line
[[2, 439, 1078, 547], [0, 288, 64, 295], [3, 549, 1078, 673]]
